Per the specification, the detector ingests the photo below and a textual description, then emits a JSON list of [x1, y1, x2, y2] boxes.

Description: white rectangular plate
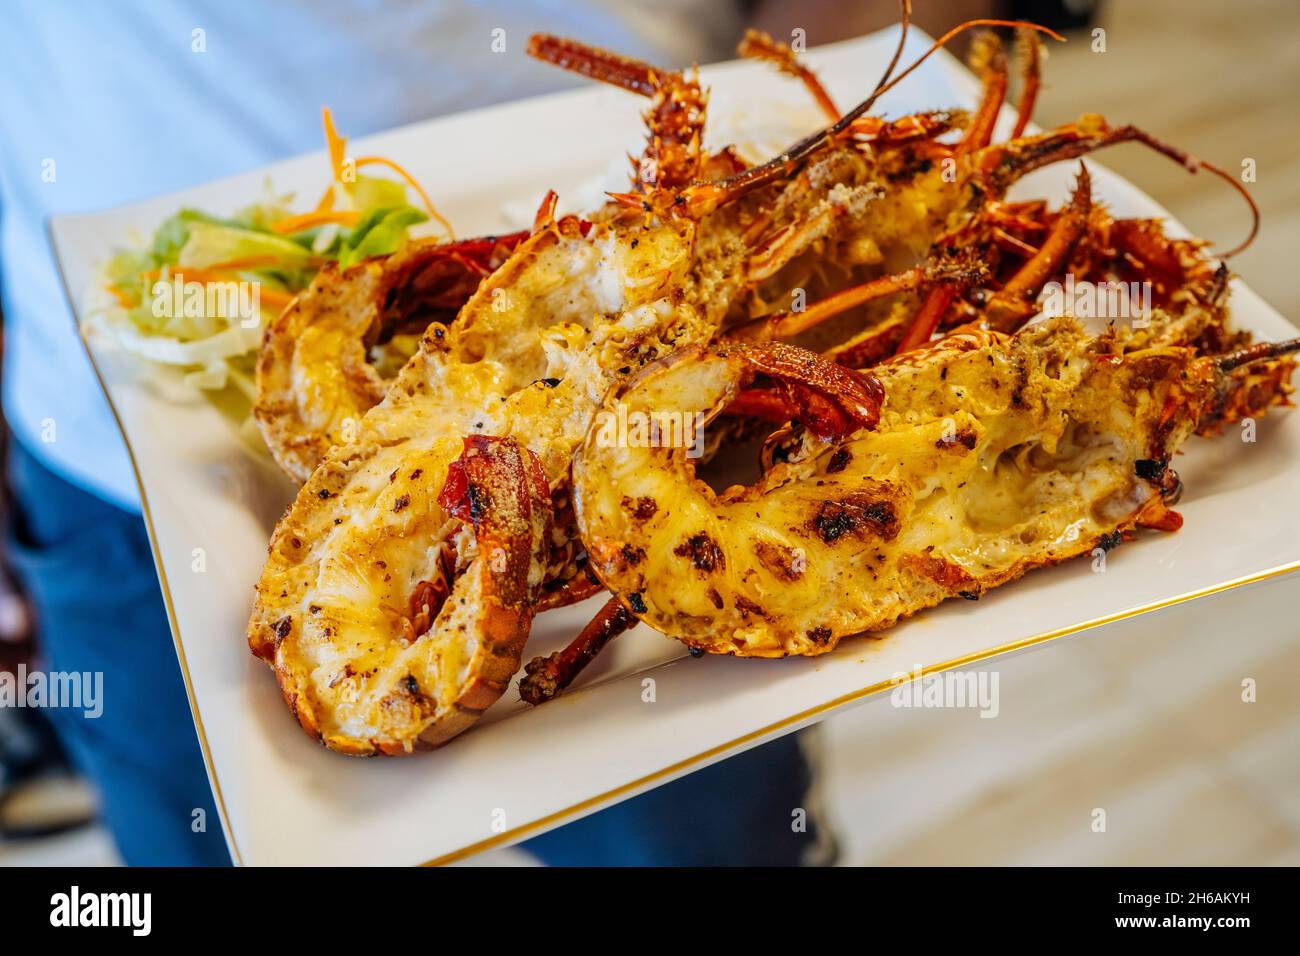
[[51, 29, 1300, 866]]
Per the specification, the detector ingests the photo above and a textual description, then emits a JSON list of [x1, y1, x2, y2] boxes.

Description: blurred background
[[2, 0, 1297, 865]]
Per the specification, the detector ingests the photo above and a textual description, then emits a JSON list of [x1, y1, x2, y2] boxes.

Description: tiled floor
[[3, 0, 1297, 868]]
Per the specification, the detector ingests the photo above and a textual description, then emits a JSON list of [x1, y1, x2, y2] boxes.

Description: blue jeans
[[4, 436, 228, 865], [5, 436, 826, 866]]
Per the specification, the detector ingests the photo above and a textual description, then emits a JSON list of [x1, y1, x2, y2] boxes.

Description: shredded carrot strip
[[314, 183, 336, 213], [105, 285, 135, 307], [314, 107, 347, 212], [269, 209, 362, 234], [322, 106, 347, 183], [247, 287, 295, 310], [315, 106, 453, 237], [245, 287, 295, 310], [354, 155, 455, 239]]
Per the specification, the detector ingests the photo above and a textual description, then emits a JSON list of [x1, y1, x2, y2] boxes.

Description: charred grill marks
[[674, 532, 725, 572], [812, 493, 899, 543]]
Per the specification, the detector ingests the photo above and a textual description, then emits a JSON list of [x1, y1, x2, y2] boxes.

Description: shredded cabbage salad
[[94, 108, 450, 409]]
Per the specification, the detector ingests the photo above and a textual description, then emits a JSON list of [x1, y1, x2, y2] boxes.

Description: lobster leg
[[1199, 338, 1300, 433], [1010, 27, 1043, 139], [1110, 218, 1187, 305], [957, 32, 1008, 155], [526, 34, 658, 95], [824, 316, 911, 367], [739, 29, 840, 121], [730, 247, 989, 346], [729, 266, 928, 342], [519, 597, 636, 704], [895, 284, 961, 354], [536, 567, 604, 612], [985, 162, 1093, 332], [528, 33, 707, 196]]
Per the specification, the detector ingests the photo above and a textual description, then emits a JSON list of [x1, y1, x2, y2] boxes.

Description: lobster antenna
[[871, 0, 913, 100], [1107, 126, 1259, 258]]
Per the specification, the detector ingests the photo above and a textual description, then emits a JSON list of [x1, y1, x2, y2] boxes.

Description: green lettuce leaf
[[337, 205, 428, 266], [177, 221, 318, 270]]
